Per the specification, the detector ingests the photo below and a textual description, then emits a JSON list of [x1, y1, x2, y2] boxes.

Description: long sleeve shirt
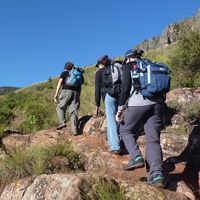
[[95, 68, 106, 107], [118, 62, 162, 108]]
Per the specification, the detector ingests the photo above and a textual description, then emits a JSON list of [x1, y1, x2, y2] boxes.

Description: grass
[[184, 102, 200, 122], [0, 67, 97, 134], [81, 177, 126, 200], [0, 138, 85, 183]]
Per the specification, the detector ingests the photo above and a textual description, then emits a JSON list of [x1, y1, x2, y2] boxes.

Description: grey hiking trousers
[[56, 89, 80, 134], [120, 103, 163, 178]]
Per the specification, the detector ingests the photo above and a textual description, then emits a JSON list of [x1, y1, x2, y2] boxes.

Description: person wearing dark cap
[[95, 55, 121, 154], [116, 49, 164, 187], [54, 61, 82, 134]]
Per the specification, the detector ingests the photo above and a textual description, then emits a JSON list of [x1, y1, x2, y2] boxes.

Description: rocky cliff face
[[136, 9, 200, 51]]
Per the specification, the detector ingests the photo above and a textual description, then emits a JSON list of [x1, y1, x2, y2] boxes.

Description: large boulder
[[2, 129, 59, 152], [166, 88, 200, 105], [0, 174, 84, 200]]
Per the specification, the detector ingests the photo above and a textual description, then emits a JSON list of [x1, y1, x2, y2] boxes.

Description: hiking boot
[[110, 149, 122, 155], [123, 155, 145, 170], [56, 124, 66, 130], [147, 175, 164, 188]]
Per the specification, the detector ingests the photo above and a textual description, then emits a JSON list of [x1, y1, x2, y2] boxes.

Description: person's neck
[[126, 58, 138, 63]]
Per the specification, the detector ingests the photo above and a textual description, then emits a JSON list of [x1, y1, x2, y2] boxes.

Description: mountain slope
[[0, 87, 20, 95], [1, 8, 200, 134]]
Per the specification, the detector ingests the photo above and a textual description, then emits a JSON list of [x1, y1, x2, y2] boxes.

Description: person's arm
[[116, 65, 132, 122], [95, 69, 102, 114], [54, 78, 63, 103], [119, 64, 132, 107]]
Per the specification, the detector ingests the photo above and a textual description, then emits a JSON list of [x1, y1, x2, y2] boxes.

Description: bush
[[0, 93, 18, 127], [184, 102, 200, 122], [169, 30, 200, 88], [19, 102, 56, 133]]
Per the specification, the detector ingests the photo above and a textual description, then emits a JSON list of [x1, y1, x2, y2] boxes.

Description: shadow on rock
[[78, 115, 93, 135], [164, 118, 200, 199]]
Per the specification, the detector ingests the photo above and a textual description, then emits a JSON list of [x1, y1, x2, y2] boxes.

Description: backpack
[[65, 67, 84, 86], [131, 59, 171, 98], [102, 61, 123, 98]]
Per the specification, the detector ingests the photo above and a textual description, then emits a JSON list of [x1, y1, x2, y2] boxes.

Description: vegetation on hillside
[[144, 30, 200, 89], [0, 138, 84, 181], [0, 30, 200, 134], [0, 87, 19, 95], [0, 67, 97, 134]]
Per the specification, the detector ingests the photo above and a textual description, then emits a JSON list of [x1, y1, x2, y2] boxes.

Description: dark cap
[[64, 61, 74, 70], [64, 62, 74, 68], [95, 55, 109, 68], [125, 49, 144, 58]]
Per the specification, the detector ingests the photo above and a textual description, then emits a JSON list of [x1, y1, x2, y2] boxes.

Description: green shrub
[[184, 102, 200, 121], [19, 101, 57, 133], [81, 177, 125, 200], [45, 139, 85, 171], [169, 30, 200, 88], [0, 139, 84, 182], [167, 100, 181, 112]]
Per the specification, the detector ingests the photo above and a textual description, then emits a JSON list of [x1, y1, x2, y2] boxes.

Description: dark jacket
[[118, 61, 162, 108], [95, 67, 109, 107]]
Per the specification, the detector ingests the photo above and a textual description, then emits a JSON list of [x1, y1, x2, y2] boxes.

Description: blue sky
[[0, 0, 200, 87]]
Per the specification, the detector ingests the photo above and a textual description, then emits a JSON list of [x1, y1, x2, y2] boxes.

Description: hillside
[[1, 8, 200, 134], [0, 67, 96, 134], [0, 87, 20, 95]]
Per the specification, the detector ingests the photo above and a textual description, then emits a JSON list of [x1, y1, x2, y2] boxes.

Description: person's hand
[[54, 95, 59, 103], [96, 106, 102, 116], [115, 110, 123, 123]]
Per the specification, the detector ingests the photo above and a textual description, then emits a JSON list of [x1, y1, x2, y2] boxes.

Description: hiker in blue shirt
[[116, 49, 164, 187], [54, 62, 84, 135], [95, 55, 122, 154]]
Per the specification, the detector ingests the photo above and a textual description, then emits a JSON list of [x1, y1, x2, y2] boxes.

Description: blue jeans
[[105, 94, 120, 151]]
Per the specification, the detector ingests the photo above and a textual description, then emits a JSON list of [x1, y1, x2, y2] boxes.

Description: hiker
[[95, 55, 123, 154], [116, 49, 165, 187], [54, 61, 84, 135]]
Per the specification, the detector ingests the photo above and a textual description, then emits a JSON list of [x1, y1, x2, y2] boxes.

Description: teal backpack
[[65, 67, 84, 86]]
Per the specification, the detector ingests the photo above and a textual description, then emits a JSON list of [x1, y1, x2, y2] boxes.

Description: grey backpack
[[106, 60, 123, 98]]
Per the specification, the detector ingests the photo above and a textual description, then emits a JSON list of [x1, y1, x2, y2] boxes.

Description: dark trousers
[[120, 103, 163, 178]]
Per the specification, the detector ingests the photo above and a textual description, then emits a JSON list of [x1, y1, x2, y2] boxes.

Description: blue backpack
[[131, 59, 171, 98], [65, 67, 84, 86]]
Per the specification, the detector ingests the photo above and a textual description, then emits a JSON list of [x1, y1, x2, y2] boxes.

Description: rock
[[29, 129, 59, 148], [177, 181, 196, 200], [2, 134, 31, 152], [137, 8, 200, 52], [0, 174, 84, 200], [2, 129, 59, 152], [83, 116, 106, 135], [22, 174, 83, 200], [137, 133, 188, 159], [160, 133, 188, 157], [0, 178, 33, 200], [50, 156, 70, 172], [166, 88, 200, 105], [123, 182, 188, 200]]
